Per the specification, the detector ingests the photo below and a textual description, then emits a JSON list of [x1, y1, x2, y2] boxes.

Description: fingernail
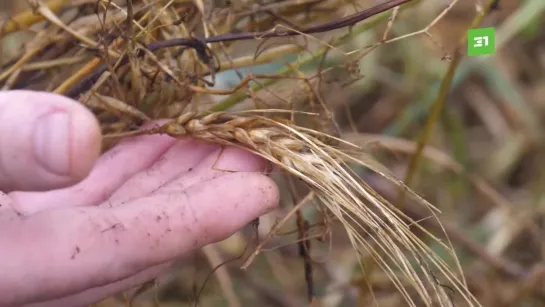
[[33, 112, 71, 175]]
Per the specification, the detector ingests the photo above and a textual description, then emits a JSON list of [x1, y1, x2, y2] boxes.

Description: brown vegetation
[[2, 0, 545, 306]]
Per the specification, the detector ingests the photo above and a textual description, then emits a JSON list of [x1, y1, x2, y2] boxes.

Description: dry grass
[[2, 0, 545, 306]]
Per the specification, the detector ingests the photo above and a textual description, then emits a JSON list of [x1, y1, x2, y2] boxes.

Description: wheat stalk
[[105, 111, 481, 307]]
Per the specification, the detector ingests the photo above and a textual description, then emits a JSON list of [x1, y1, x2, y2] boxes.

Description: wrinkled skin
[[0, 91, 279, 307]]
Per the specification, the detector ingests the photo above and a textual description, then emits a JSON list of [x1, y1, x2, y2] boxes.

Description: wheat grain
[[106, 111, 482, 307]]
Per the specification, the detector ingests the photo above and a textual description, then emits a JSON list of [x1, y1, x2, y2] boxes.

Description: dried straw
[[106, 111, 482, 307]]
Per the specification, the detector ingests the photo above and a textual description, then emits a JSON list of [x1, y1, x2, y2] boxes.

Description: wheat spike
[[106, 111, 481, 307]]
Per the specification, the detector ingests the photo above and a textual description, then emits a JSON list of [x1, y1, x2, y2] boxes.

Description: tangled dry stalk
[[0, 0, 511, 305]]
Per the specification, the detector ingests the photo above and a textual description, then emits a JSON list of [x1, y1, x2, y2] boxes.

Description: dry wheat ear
[[104, 110, 481, 307]]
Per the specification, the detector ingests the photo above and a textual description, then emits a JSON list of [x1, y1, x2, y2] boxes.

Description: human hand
[[0, 91, 279, 307]]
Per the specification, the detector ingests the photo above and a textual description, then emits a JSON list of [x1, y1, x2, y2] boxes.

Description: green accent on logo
[[467, 27, 495, 56]]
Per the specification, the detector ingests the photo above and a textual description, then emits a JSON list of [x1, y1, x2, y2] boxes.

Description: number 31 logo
[[467, 27, 496, 56]]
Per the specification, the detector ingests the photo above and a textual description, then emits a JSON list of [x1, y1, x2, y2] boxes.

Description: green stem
[[398, 0, 499, 206]]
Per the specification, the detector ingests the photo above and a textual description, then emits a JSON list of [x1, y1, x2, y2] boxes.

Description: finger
[[0, 172, 279, 306], [0, 90, 101, 192], [6, 134, 177, 215], [107, 139, 219, 204], [109, 145, 268, 203], [24, 262, 171, 307]]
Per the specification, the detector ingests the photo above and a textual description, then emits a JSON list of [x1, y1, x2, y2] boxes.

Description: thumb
[[0, 90, 101, 192]]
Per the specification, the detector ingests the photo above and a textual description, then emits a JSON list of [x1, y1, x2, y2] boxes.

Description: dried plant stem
[[35, 2, 100, 49], [0, 47, 41, 81], [1, 68, 21, 90], [202, 245, 242, 307], [0, 0, 68, 37], [242, 192, 315, 269], [20, 55, 88, 71], [54, 58, 102, 94]]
